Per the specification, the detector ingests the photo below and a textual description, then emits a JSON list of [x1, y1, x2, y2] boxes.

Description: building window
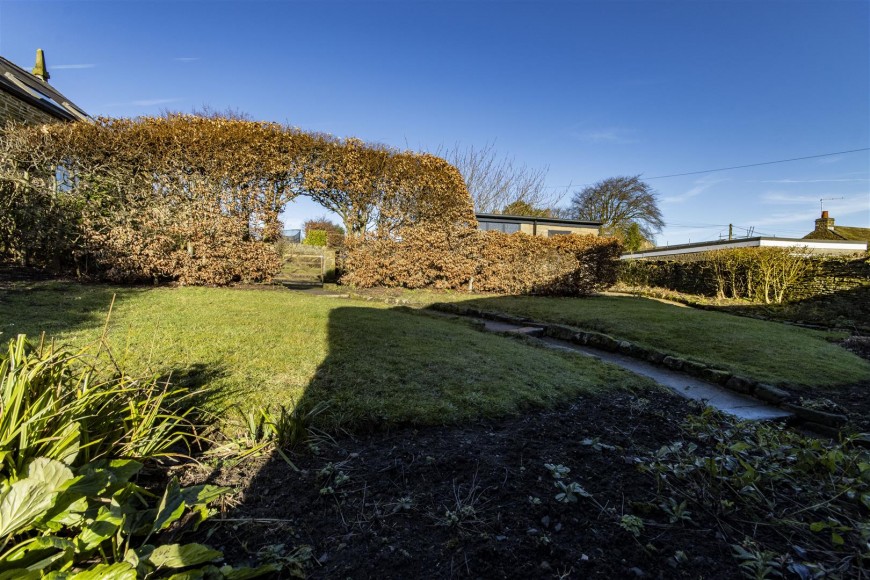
[[548, 230, 572, 237], [479, 220, 520, 234]]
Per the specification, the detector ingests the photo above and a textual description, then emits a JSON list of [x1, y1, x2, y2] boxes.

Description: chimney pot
[[821, 210, 829, 219], [32, 48, 49, 82]]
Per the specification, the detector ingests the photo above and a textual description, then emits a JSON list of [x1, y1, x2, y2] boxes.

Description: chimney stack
[[31, 49, 50, 82], [815, 210, 835, 232]]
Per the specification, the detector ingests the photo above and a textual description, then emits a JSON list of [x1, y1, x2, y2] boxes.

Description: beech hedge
[[342, 225, 622, 295], [0, 116, 474, 285]]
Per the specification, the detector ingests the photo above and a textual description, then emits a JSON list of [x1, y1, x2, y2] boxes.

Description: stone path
[[478, 319, 792, 421]]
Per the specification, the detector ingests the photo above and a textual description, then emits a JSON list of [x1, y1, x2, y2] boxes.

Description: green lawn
[[411, 292, 869, 389], [0, 282, 656, 430]]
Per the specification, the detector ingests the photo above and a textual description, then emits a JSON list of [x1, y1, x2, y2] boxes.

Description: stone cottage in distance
[[803, 211, 870, 245]]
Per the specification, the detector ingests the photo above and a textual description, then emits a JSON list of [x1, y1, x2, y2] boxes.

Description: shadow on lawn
[[292, 303, 519, 432], [711, 285, 870, 332], [190, 295, 714, 577], [0, 281, 148, 342]]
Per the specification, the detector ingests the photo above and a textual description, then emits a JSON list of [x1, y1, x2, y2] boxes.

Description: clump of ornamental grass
[[0, 334, 281, 578]]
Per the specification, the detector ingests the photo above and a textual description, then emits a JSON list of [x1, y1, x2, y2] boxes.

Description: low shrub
[[0, 335, 276, 578], [303, 218, 344, 248], [620, 247, 821, 304], [342, 224, 622, 295], [0, 335, 194, 478], [641, 410, 870, 577], [302, 229, 329, 247]]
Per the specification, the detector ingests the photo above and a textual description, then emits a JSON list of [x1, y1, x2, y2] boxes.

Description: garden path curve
[[477, 318, 792, 421]]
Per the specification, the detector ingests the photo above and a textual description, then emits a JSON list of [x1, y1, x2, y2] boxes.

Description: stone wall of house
[[789, 255, 870, 300], [0, 89, 58, 126]]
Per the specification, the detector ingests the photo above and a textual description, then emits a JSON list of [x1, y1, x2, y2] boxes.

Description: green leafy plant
[[554, 481, 590, 504], [302, 229, 328, 247], [642, 409, 870, 576], [0, 334, 194, 479], [544, 463, 570, 479], [732, 542, 784, 580], [0, 334, 275, 578], [619, 515, 644, 538], [660, 497, 693, 525]]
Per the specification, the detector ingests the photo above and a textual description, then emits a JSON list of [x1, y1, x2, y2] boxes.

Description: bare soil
[[180, 390, 753, 579]]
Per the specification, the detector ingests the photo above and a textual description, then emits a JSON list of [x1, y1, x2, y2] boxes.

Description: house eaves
[[621, 237, 868, 260], [0, 56, 90, 122]]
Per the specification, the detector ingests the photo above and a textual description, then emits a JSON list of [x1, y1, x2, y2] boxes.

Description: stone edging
[[428, 302, 850, 434]]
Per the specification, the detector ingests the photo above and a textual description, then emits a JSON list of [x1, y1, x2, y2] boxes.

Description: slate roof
[[803, 226, 870, 243], [0, 55, 90, 122], [475, 213, 601, 227]]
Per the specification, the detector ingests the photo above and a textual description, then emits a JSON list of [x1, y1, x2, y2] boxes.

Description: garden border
[[427, 302, 851, 435]]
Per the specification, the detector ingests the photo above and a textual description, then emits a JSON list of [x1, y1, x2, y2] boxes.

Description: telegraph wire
[[541, 147, 870, 189], [644, 148, 870, 180]]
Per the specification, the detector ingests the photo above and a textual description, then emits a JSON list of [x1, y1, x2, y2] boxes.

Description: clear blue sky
[[1, 0, 867, 243]]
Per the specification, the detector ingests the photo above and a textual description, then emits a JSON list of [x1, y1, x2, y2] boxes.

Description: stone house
[[802, 211, 870, 245], [0, 49, 89, 126]]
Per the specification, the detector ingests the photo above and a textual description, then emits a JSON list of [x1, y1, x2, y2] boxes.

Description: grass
[[347, 289, 870, 389], [0, 282, 656, 430]]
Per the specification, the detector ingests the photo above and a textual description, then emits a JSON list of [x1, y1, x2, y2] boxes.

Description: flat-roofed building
[[475, 213, 601, 237]]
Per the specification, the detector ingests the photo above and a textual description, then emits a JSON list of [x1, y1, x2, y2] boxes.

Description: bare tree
[[569, 176, 664, 241], [436, 142, 563, 213]]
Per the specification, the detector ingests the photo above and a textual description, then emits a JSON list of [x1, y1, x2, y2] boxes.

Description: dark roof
[[803, 226, 870, 243], [0, 56, 89, 122], [475, 213, 601, 227]]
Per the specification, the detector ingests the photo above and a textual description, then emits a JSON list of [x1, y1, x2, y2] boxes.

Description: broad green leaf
[[26, 459, 74, 494], [68, 562, 136, 579], [76, 505, 124, 553], [809, 521, 826, 532], [106, 460, 143, 484], [151, 479, 186, 534], [0, 479, 54, 536], [0, 536, 74, 572], [148, 543, 222, 569], [64, 470, 110, 498]]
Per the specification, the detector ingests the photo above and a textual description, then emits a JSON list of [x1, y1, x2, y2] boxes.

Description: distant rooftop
[[802, 211, 870, 243], [0, 50, 90, 122], [622, 236, 867, 259], [475, 213, 601, 227]]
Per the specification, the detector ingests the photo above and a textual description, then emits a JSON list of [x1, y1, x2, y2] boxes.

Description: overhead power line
[[644, 147, 870, 180], [542, 146, 870, 189]]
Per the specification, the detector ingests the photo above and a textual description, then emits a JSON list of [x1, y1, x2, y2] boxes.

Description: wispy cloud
[[131, 98, 181, 107], [568, 127, 638, 145], [52, 63, 96, 70], [751, 198, 869, 227], [661, 178, 726, 204], [757, 178, 869, 184], [173, 57, 199, 62], [761, 192, 826, 205]]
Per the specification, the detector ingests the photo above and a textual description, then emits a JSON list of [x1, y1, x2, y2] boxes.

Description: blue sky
[[1, 0, 867, 243]]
